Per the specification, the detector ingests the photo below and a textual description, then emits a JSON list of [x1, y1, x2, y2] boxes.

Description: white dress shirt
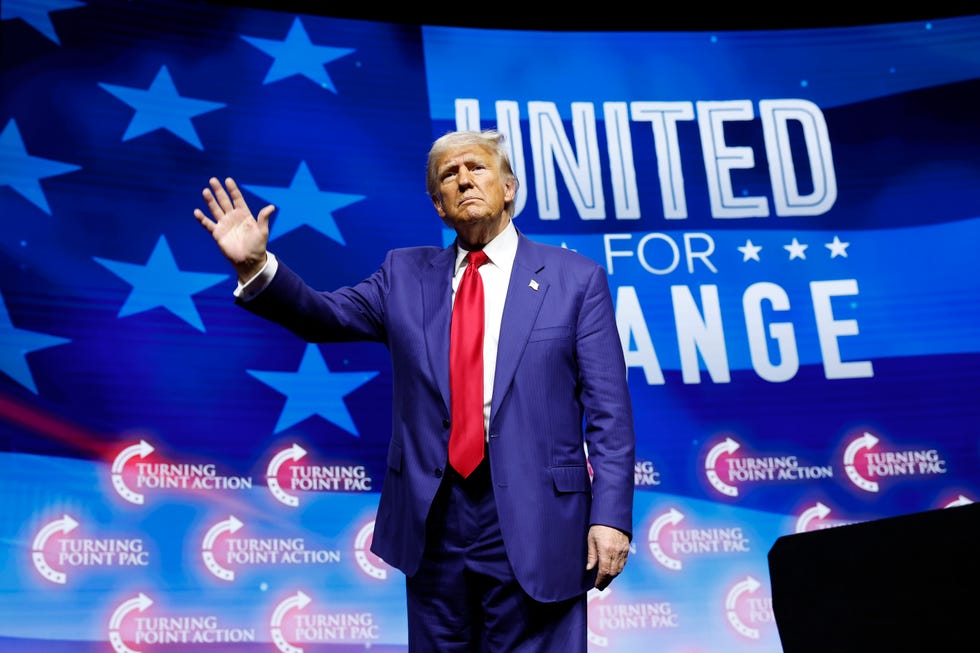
[[452, 220, 518, 434]]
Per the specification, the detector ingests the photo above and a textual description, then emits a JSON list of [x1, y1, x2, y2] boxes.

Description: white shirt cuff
[[234, 252, 278, 301]]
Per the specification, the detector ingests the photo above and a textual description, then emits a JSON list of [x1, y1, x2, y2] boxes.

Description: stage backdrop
[[2, 2, 978, 651]]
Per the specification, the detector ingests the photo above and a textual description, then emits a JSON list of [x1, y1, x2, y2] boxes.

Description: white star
[[825, 235, 850, 258], [737, 239, 762, 262], [784, 238, 808, 260]]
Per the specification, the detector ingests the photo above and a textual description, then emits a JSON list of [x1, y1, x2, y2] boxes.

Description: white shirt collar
[[454, 220, 518, 276]]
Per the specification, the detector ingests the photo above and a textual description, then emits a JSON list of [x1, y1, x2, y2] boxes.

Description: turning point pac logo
[[724, 575, 773, 640], [842, 430, 948, 493], [32, 514, 149, 584], [634, 459, 661, 487], [270, 591, 380, 653], [266, 442, 373, 507], [587, 587, 678, 648], [646, 507, 750, 571]]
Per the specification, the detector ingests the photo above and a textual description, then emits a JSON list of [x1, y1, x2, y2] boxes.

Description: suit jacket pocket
[[528, 325, 572, 342], [551, 465, 591, 493]]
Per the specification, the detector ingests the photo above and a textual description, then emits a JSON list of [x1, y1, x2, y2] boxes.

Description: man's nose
[[456, 167, 473, 186]]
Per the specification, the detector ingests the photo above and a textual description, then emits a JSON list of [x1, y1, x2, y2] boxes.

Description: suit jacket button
[[435, 468, 443, 478], [442, 418, 450, 429]]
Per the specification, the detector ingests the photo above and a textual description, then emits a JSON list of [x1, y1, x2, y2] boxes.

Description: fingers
[[593, 553, 626, 590], [200, 178, 223, 219], [585, 541, 597, 571], [196, 177, 246, 225], [224, 177, 248, 210], [209, 176, 234, 212], [192, 207, 215, 233], [594, 550, 627, 577], [587, 525, 630, 590], [195, 177, 272, 234]]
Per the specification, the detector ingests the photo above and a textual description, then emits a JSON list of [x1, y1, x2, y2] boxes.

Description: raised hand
[[193, 176, 275, 283]]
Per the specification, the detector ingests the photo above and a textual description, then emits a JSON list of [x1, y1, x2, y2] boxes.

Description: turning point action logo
[[266, 443, 373, 507], [111, 440, 252, 505], [108, 593, 254, 652], [32, 514, 149, 584], [704, 436, 831, 497], [200, 515, 341, 582], [842, 431, 948, 493]]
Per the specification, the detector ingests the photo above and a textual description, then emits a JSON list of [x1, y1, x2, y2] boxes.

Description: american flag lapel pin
[[529, 279, 539, 291]]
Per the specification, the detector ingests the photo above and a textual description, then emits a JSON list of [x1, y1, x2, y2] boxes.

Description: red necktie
[[448, 250, 489, 478]]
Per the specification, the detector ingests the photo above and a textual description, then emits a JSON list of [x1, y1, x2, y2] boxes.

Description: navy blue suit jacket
[[240, 232, 635, 602]]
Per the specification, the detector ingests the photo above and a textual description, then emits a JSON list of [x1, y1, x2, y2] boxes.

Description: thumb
[[585, 538, 598, 571], [256, 204, 276, 229]]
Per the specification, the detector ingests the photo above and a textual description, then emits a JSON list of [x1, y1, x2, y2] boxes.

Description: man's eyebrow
[[439, 154, 485, 173], [438, 158, 469, 172]]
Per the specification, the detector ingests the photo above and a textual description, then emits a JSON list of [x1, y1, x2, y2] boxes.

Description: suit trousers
[[405, 459, 587, 652]]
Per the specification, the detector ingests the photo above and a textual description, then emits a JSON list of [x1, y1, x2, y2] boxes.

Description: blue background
[[1, 2, 978, 651]]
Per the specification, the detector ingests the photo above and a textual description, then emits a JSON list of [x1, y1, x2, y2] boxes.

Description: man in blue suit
[[194, 130, 635, 651]]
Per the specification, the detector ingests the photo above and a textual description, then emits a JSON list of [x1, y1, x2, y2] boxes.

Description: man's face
[[432, 144, 515, 234]]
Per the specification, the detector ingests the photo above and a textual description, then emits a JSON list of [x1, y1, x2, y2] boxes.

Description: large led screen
[[2, 2, 978, 651]]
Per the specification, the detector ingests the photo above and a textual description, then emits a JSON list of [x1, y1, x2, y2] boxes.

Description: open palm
[[193, 176, 275, 280]]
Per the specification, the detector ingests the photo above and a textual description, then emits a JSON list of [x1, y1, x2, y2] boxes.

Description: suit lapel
[[422, 245, 457, 413], [492, 237, 547, 419]]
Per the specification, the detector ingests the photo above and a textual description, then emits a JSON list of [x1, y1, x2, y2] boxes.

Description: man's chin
[[450, 210, 492, 224]]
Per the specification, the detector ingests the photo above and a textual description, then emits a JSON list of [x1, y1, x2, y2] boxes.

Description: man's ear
[[431, 193, 445, 217], [504, 179, 517, 203]]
